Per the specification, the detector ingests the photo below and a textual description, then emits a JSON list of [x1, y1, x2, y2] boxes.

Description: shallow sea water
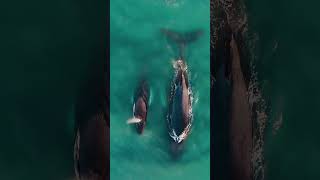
[[110, 0, 210, 179]]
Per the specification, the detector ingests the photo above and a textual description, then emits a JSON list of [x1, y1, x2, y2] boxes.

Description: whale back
[[130, 79, 150, 134], [168, 61, 192, 143]]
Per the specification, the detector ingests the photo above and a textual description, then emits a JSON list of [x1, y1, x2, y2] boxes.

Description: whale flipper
[[127, 117, 142, 124]]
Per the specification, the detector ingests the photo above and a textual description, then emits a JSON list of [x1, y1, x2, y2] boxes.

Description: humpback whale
[[162, 29, 202, 146], [127, 79, 150, 134]]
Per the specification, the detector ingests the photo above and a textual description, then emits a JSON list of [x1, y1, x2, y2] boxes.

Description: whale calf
[[127, 79, 150, 134]]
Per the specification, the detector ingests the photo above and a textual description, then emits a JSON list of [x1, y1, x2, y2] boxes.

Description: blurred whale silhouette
[[228, 34, 252, 180], [74, 63, 109, 180]]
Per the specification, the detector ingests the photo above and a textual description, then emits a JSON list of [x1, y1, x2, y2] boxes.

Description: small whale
[[162, 29, 202, 148], [127, 79, 150, 134]]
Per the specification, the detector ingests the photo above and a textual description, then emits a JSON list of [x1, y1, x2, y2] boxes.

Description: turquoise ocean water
[[110, 0, 210, 179]]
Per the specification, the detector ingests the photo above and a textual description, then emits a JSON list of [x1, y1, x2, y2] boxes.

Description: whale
[[162, 29, 202, 147], [127, 79, 150, 134], [212, 31, 252, 180], [73, 67, 109, 180], [228, 34, 252, 180], [74, 111, 108, 180], [167, 59, 192, 144]]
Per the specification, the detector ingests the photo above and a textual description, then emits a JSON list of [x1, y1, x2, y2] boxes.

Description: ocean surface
[[110, 0, 210, 180], [0, 0, 319, 179]]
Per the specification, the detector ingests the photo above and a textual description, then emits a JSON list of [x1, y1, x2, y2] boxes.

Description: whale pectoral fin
[[127, 117, 142, 124]]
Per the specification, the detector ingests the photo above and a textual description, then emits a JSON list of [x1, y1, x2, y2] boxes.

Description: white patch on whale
[[127, 117, 142, 124]]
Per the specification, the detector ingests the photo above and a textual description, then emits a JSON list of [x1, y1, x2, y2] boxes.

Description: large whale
[[167, 59, 192, 144], [162, 29, 202, 150], [127, 79, 150, 134], [228, 34, 252, 180]]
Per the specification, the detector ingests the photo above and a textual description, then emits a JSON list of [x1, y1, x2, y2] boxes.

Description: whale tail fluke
[[161, 28, 203, 44], [127, 117, 142, 124], [161, 28, 203, 59]]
